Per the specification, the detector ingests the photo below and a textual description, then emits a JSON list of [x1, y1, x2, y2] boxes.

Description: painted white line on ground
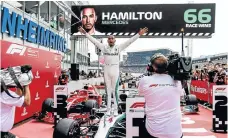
[[182, 128, 208, 132], [183, 136, 217, 138], [182, 117, 195, 124]]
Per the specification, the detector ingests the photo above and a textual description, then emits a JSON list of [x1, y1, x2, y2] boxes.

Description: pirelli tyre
[[42, 98, 54, 113], [185, 94, 198, 105], [84, 100, 99, 113], [53, 118, 80, 138]]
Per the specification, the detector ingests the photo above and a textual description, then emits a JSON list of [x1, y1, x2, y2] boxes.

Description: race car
[[53, 88, 199, 138], [53, 112, 126, 138], [34, 85, 102, 123], [52, 89, 139, 138]]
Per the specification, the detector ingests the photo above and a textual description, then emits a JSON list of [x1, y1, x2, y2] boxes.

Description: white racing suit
[[86, 33, 140, 115]]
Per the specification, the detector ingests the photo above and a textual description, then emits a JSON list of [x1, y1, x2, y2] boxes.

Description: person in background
[[58, 70, 69, 85], [214, 66, 226, 85]]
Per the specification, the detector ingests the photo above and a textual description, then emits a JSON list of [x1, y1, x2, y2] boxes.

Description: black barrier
[[54, 95, 68, 126], [53, 86, 68, 127], [212, 86, 228, 133]]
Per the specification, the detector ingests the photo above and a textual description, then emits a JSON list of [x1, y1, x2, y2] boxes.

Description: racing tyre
[[42, 98, 54, 113], [53, 118, 80, 138], [84, 100, 99, 113]]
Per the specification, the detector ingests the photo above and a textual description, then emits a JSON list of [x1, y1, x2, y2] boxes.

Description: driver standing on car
[[78, 26, 148, 116], [138, 53, 183, 138]]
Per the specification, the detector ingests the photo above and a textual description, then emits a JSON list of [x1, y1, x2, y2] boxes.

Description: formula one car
[[34, 85, 102, 123], [53, 112, 126, 138], [52, 89, 139, 138]]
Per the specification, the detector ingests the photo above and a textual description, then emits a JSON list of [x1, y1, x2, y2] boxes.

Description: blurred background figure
[[58, 70, 69, 85]]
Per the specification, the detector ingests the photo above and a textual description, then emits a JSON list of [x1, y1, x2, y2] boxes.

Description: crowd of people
[[58, 69, 103, 85], [192, 62, 228, 85]]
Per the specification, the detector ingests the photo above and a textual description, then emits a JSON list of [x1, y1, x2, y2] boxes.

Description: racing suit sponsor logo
[[190, 85, 207, 94], [104, 53, 119, 56], [6, 44, 26, 55]]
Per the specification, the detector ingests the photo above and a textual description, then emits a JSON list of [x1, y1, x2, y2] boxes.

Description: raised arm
[[78, 26, 104, 52], [118, 27, 148, 51]]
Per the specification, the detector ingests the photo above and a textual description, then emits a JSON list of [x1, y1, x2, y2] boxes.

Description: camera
[[147, 53, 192, 80], [167, 54, 192, 80], [1, 65, 33, 96]]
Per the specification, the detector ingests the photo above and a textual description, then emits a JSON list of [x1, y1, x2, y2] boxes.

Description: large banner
[[190, 80, 215, 104], [1, 40, 62, 123], [71, 4, 215, 37], [190, 80, 209, 102]]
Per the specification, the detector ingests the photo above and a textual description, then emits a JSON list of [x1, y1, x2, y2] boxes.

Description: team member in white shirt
[[138, 53, 183, 138], [1, 86, 31, 138]]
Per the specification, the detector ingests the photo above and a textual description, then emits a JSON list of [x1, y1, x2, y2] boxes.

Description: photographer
[[1, 85, 31, 138], [138, 53, 183, 138]]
